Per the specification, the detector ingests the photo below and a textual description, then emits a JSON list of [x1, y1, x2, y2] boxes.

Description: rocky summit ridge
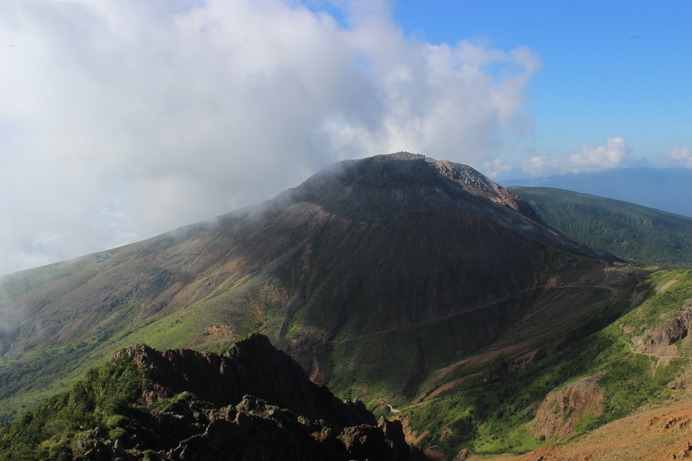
[[276, 152, 605, 258], [0, 334, 424, 460], [121, 334, 374, 430], [283, 152, 541, 221]]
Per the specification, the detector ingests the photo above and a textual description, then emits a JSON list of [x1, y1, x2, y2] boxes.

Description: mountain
[[504, 167, 692, 217], [0, 153, 688, 458], [0, 334, 424, 460], [509, 187, 692, 268]]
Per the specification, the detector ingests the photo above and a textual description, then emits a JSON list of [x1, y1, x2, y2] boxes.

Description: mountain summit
[[285, 152, 542, 221], [272, 153, 604, 257], [0, 153, 633, 450]]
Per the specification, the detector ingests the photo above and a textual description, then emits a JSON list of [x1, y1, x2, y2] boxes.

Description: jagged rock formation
[[530, 373, 605, 441], [0, 334, 424, 460], [79, 394, 418, 461], [645, 307, 692, 347], [122, 334, 375, 430]]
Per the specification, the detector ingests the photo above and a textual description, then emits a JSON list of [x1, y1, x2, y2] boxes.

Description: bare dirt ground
[[476, 395, 691, 461]]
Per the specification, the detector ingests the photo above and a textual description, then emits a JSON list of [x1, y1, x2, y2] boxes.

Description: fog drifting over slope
[[0, 0, 547, 274]]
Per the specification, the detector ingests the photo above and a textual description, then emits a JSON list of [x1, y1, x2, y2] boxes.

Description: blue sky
[[393, 0, 692, 168], [1, 0, 690, 274]]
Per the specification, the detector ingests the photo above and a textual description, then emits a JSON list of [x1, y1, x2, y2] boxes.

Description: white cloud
[[665, 147, 692, 168], [0, 0, 538, 275], [521, 137, 633, 177], [482, 157, 516, 178]]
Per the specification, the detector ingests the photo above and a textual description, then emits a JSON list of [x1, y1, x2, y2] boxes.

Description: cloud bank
[[521, 137, 633, 177], [0, 0, 539, 275], [665, 147, 692, 168]]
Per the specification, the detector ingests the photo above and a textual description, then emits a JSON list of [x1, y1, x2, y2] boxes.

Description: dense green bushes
[[0, 354, 143, 460], [510, 187, 692, 268]]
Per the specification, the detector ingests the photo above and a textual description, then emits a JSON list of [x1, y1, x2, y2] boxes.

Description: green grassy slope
[[509, 186, 692, 268], [0, 269, 689, 460], [395, 269, 691, 458], [0, 354, 143, 460]]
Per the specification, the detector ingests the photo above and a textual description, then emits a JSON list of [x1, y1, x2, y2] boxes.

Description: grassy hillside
[[0, 269, 689, 460], [397, 269, 692, 458], [0, 354, 143, 460], [509, 186, 692, 268]]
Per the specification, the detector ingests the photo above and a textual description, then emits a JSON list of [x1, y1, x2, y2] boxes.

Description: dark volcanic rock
[[124, 334, 374, 430], [10, 334, 423, 460], [157, 395, 420, 461], [284, 153, 543, 222]]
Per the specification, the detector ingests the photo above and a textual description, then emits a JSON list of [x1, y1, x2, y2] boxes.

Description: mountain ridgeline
[[509, 186, 692, 268], [505, 166, 692, 217], [0, 153, 688, 458], [0, 334, 424, 460]]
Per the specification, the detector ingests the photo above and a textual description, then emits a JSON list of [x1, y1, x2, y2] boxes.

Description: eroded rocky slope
[[0, 334, 424, 460]]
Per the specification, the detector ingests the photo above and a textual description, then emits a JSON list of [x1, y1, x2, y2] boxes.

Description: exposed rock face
[[633, 306, 692, 365], [78, 394, 420, 461], [122, 334, 374, 430], [286, 153, 544, 224], [646, 308, 692, 347], [531, 373, 605, 441], [73, 335, 424, 460]]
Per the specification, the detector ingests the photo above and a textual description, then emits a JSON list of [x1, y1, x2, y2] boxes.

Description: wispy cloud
[[521, 137, 633, 177], [0, 0, 538, 275], [665, 147, 692, 168]]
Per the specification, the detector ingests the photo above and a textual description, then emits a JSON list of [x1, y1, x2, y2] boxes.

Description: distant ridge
[[510, 186, 692, 268], [505, 167, 692, 217]]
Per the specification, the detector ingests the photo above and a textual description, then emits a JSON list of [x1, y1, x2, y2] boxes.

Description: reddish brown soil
[[477, 395, 691, 461]]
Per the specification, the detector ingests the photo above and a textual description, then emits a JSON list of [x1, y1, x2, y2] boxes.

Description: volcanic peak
[[282, 152, 541, 223]]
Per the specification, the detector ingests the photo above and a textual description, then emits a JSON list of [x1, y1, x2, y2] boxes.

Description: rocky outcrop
[[120, 334, 374, 430], [61, 335, 424, 460], [76, 394, 421, 461], [632, 306, 692, 365], [645, 308, 692, 347], [531, 373, 605, 441]]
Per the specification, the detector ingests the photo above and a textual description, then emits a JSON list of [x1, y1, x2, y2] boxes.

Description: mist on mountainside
[[0, 154, 689, 460]]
